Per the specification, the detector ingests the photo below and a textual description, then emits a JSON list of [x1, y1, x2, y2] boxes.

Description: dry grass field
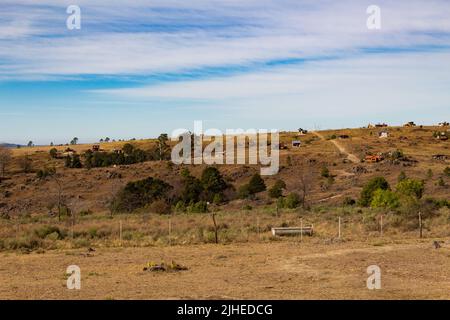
[[0, 126, 449, 299], [1, 239, 449, 299]]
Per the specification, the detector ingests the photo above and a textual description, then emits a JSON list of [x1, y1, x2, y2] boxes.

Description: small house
[[379, 131, 389, 139], [365, 155, 383, 163], [92, 144, 100, 152], [291, 140, 301, 147]]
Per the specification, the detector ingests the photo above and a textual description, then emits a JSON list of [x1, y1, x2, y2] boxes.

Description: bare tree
[[0, 146, 12, 177]]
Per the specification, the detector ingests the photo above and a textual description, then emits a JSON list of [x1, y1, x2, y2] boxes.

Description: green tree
[[247, 174, 266, 194], [112, 177, 172, 212], [359, 176, 390, 207], [268, 179, 286, 198], [396, 178, 425, 199], [180, 169, 203, 204], [49, 148, 58, 159], [370, 189, 400, 209], [280, 192, 301, 209], [200, 167, 227, 201], [157, 133, 170, 160], [122, 143, 134, 155]]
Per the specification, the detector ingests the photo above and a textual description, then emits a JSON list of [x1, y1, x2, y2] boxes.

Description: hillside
[[0, 125, 449, 218]]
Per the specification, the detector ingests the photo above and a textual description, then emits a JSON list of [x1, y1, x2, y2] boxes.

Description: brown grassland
[[0, 125, 449, 299]]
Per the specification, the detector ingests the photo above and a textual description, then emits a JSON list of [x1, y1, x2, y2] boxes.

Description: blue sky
[[1, 0, 450, 144]]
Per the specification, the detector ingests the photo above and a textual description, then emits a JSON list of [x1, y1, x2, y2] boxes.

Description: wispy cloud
[[0, 0, 449, 143]]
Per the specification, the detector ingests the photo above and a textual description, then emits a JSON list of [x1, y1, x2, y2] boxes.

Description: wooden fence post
[[211, 213, 218, 244], [168, 217, 172, 246], [119, 220, 123, 246], [419, 212, 422, 239], [338, 217, 341, 239], [380, 215, 383, 237]]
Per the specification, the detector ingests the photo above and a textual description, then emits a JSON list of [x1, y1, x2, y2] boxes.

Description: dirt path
[[312, 131, 360, 163]]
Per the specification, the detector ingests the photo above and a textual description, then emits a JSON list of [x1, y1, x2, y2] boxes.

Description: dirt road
[[312, 131, 360, 163]]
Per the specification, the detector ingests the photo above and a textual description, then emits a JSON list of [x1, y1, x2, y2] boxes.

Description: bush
[[187, 201, 208, 213], [268, 179, 286, 198], [149, 199, 172, 214], [247, 174, 266, 194], [180, 170, 203, 204], [396, 178, 425, 199], [238, 184, 251, 199], [279, 192, 301, 209], [200, 167, 228, 201], [370, 189, 400, 209], [397, 171, 407, 182], [321, 167, 330, 178], [49, 148, 58, 158], [342, 197, 356, 206], [112, 177, 172, 212], [34, 225, 65, 240], [444, 167, 450, 177], [36, 167, 56, 179], [359, 177, 390, 207]]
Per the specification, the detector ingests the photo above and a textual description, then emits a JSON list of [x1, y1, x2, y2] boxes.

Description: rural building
[[404, 121, 416, 127], [435, 132, 449, 141], [379, 131, 389, 138], [365, 155, 383, 163], [291, 140, 301, 147], [92, 144, 100, 152]]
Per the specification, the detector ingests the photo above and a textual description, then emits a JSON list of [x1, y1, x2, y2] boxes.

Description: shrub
[[247, 174, 266, 194], [180, 170, 203, 204], [238, 184, 251, 199], [112, 177, 172, 212], [437, 177, 446, 187], [213, 193, 223, 204], [174, 201, 186, 212], [36, 167, 56, 179], [280, 192, 301, 209], [397, 171, 407, 182], [34, 225, 65, 240], [370, 189, 400, 209], [187, 201, 208, 213], [149, 199, 172, 215], [49, 148, 58, 158], [321, 167, 330, 178], [200, 167, 228, 201], [268, 179, 286, 198], [444, 167, 450, 177], [396, 178, 425, 199], [359, 177, 390, 207], [342, 197, 356, 206], [122, 143, 135, 155]]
